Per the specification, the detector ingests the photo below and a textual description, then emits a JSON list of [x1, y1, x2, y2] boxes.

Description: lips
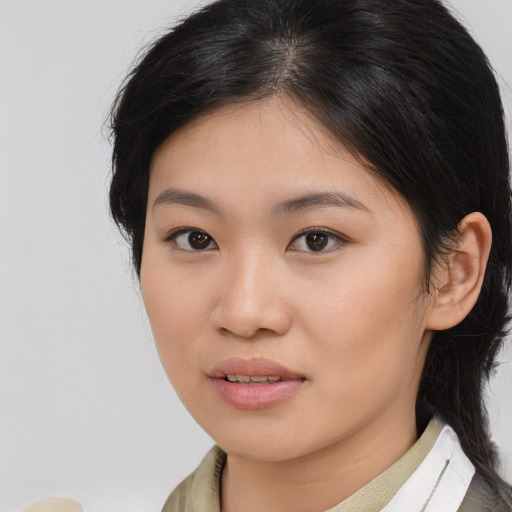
[[210, 357, 304, 379], [209, 357, 305, 409]]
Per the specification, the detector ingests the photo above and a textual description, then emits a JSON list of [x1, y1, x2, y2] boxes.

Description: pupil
[[188, 231, 211, 249], [306, 232, 328, 251]]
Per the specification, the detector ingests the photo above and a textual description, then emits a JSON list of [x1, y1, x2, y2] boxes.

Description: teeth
[[250, 376, 271, 382], [226, 374, 282, 384]]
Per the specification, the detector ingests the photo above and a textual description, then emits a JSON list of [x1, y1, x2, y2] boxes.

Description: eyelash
[[165, 227, 346, 253]]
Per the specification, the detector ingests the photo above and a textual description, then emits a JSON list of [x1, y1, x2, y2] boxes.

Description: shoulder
[[161, 445, 226, 512], [458, 471, 512, 512], [161, 475, 193, 512]]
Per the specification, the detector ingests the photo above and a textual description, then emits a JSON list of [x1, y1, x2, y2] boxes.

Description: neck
[[221, 409, 418, 512]]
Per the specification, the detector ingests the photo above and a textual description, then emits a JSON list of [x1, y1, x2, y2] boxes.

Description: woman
[[109, 0, 512, 510]]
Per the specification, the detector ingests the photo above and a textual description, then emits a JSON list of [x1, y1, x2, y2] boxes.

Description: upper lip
[[209, 357, 304, 380]]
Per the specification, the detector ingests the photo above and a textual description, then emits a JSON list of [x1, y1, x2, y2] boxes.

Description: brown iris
[[305, 232, 329, 251], [188, 231, 212, 249]]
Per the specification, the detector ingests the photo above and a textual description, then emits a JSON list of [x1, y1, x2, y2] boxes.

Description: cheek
[[141, 266, 218, 419], [140, 255, 212, 378], [304, 251, 428, 386]]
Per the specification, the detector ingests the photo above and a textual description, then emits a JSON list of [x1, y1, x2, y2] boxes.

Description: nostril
[[211, 295, 293, 339]]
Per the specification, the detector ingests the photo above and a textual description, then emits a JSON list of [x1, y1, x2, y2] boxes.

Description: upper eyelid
[[290, 227, 346, 242], [164, 226, 211, 240]]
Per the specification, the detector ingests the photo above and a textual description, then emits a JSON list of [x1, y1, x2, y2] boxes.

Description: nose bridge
[[212, 244, 291, 338]]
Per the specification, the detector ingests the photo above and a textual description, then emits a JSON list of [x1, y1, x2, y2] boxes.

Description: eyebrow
[[274, 191, 369, 215], [152, 188, 369, 216], [153, 188, 220, 213]]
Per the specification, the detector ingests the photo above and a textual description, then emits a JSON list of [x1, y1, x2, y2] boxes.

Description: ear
[[426, 212, 492, 331]]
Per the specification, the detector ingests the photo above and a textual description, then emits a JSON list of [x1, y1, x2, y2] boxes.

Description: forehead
[[148, 97, 407, 220]]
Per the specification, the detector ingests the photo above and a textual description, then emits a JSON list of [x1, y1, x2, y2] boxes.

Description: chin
[[206, 422, 334, 463]]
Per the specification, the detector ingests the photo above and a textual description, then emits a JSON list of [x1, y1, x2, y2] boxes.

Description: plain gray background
[[1, 1, 511, 511]]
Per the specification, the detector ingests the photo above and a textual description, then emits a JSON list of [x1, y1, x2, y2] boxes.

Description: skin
[[140, 97, 489, 512]]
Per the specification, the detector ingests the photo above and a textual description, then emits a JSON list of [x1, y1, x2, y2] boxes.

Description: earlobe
[[426, 212, 492, 331]]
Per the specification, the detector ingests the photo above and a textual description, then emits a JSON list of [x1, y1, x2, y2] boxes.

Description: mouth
[[210, 356, 303, 380], [209, 357, 305, 409], [224, 374, 282, 384]]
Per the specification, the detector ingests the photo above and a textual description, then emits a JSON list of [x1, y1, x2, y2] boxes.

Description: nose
[[210, 251, 292, 339]]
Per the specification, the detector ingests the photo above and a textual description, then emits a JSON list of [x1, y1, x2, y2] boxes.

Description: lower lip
[[211, 378, 304, 409]]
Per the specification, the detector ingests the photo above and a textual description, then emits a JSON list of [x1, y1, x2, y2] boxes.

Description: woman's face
[[141, 98, 434, 462]]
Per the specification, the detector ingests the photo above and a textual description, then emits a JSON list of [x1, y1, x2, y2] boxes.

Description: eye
[[166, 228, 218, 251], [288, 229, 345, 253]]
